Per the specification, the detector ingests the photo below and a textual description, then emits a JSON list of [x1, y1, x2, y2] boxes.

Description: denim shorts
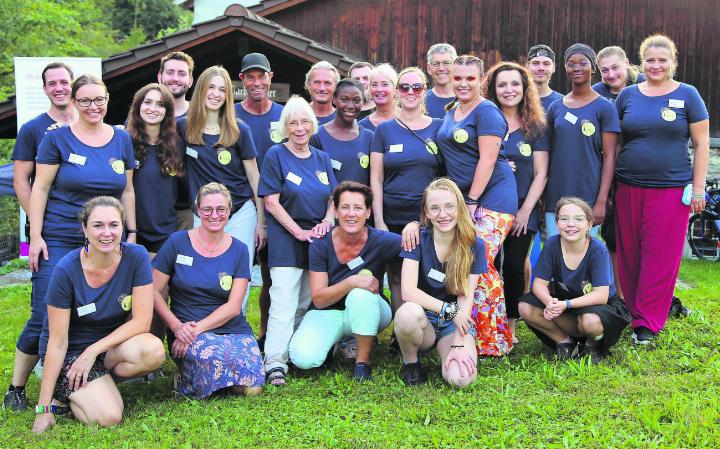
[[425, 310, 477, 341]]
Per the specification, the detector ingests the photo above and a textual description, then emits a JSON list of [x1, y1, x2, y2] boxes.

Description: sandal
[[265, 367, 286, 387]]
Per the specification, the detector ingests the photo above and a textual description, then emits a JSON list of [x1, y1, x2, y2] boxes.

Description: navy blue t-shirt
[[259, 144, 338, 268], [425, 90, 455, 120], [309, 125, 374, 185], [400, 228, 487, 303], [234, 101, 284, 169], [316, 111, 337, 126], [358, 116, 377, 132], [173, 111, 192, 211], [177, 118, 258, 215], [504, 128, 550, 232], [133, 144, 177, 251], [43, 243, 153, 357], [615, 83, 709, 188], [36, 126, 134, 245], [540, 90, 564, 111], [152, 231, 252, 335], [370, 118, 443, 226], [533, 235, 616, 298], [309, 227, 402, 310], [437, 101, 518, 214], [11, 112, 54, 163], [592, 73, 645, 103], [544, 97, 620, 211]]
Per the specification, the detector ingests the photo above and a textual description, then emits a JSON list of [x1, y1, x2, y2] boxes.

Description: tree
[[109, 0, 184, 40]]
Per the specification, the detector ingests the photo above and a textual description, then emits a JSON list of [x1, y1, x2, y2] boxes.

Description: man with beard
[[424, 43, 457, 119], [305, 61, 340, 125], [349, 61, 375, 120]]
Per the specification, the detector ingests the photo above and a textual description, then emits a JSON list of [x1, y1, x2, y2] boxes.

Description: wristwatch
[[440, 301, 458, 321]]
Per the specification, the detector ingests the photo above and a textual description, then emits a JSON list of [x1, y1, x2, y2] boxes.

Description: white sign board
[[14, 57, 102, 129]]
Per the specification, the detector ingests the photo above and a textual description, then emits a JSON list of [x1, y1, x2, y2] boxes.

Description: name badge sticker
[[389, 144, 404, 153], [668, 99, 685, 108], [347, 256, 364, 270], [286, 172, 302, 185], [176, 254, 194, 266], [331, 159, 343, 170], [428, 268, 446, 283], [564, 112, 578, 125], [68, 153, 87, 165], [77, 303, 97, 317], [186, 147, 199, 159]]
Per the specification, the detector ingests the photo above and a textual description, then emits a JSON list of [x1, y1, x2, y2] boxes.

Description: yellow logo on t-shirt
[[518, 142, 532, 157], [453, 128, 469, 143], [270, 128, 283, 143], [110, 159, 125, 174], [118, 294, 132, 311], [426, 140, 438, 155], [661, 107, 677, 122], [219, 273, 232, 292], [217, 148, 232, 165], [581, 281, 593, 295], [316, 171, 330, 185], [580, 120, 596, 137], [358, 153, 369, 169]]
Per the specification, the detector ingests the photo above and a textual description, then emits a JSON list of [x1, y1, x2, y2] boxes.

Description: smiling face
[[241, 68, 272, 103], [287, 112, 313, 147], [308, 68, 336, 105], [139, 89, 167, 126], [425, 188, 459, 234], [337, 191, 370, 234], [43, 67, 73, 108], [598, 54, 629, 91], [83, 205, 123, 254], [73, 83, 108, 125], [333, 84, 363, 123], [556, 203, 591, 243], [158, 59, 193, 99], [396, 71, 425, 111], [350, 65, 372, 97], [197, 192, 230, 232], [452, 63, 482, 103], [495, 69, 524, 109], [204, 75, 227, 111], [527, 56, 555, 85], [427, 52, 454, 88], [642, 46, 674, 82], [369, 73, 395, 107], [565, 54, 593, 85]]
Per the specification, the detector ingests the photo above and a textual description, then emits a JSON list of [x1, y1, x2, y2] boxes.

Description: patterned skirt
[[473, 207, 515, 356], [174, 332, 264, 399]]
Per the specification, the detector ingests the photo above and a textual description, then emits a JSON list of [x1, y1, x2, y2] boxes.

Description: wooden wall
[[268, 0, 720, 135]]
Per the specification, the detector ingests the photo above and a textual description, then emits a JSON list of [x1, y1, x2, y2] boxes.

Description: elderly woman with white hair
[[305, 61, 341, 125], [259, 95, 338, 386], [358, 63, 398, 132]]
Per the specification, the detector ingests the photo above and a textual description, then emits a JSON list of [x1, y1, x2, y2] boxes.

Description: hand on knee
[[444, 361, 476, 388]]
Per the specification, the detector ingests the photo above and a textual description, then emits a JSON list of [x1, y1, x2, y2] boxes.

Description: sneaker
[[400, 361, 426, 386], [3, 386, 27, 411], [338, 336, 359, 360], [580, 343, 604, 363], [555, 341, 577, 360], [668, 296, 691, 318], [632, 326, 656, 345], [352, 362, 372, 381]]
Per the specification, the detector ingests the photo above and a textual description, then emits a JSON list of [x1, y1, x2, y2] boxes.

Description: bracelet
[[35, 404, 57, 414], [256, 224, 267, 228], [126, 229, 137, 234], [464, 197, 479, 206], [565, 299, 573, 309], [450, 345, 464, 349], [691, 193, 705, 199], [322, 217, 335, 226], [440, 301, 459, 321]]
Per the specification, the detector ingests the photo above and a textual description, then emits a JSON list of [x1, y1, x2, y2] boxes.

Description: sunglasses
[[397, 83, 425, 94]]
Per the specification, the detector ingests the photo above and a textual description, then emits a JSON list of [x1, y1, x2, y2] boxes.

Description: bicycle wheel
[[687, 213, 720, 260]]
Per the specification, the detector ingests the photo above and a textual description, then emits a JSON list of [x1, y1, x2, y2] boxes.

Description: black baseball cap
[[528, 45, 556, 63], [241, 53, 271, 73]]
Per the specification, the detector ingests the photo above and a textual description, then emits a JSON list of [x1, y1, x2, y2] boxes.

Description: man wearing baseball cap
[[527, 44, 564, 111]]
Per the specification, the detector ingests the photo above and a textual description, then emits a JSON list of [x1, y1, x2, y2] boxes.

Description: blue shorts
[[425, 310, 477, 341]]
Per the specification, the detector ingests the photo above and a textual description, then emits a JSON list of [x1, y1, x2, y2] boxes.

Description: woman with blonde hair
[[593, 46, 644, 103], [359, 63, 398, 132], [395, 178, 486, 386]]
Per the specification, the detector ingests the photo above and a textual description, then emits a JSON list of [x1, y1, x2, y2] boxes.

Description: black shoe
[[3, 386, 27, 411], [580, 343, 604, 363], [400, 361, 426, 386], [352, 362, 372, 381], [668, 296, 691, 318], [555, 341, 577, 360], [632, 326, 656, 345]]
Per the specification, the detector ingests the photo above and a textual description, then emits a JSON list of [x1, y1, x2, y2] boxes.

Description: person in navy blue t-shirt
[[358, 64, 398, 132], [593, 46, 645, 104], [614, 35, 710, 345], [310, 79, 374, 186], [526, 45, 564, 111], [153, 183, 264, 399], [289, 182, 401, 380], [484, 62, 550, 343], [544, 44, 619, 238], [519, 197, 631, 362], [396, 178, 486, 387], [259, 95, 338, 385], [32, 197, 164, 434], [424, 43, 457, 119], [306, 61, 339, 125], [5, 62, 78, 412], [127, 83, 183, 255]]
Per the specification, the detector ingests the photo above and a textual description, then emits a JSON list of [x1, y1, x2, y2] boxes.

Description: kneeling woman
[[518, 197, 631, 361], [395, 178, 487, 387], [152, 183, 263, 399], [33, 197, 165, 433], [289, 182, 401, 381]]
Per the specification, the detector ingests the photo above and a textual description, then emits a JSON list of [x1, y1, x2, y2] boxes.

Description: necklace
[[204, 124, 221, 133], [196, 231, 224, 254]]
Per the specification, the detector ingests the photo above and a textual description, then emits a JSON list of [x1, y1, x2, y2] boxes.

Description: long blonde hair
[[420, 178, 477, 297], [186, 66, 239, 148]]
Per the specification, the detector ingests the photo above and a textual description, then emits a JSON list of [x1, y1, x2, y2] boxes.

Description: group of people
[[4, 31, 709, 433]]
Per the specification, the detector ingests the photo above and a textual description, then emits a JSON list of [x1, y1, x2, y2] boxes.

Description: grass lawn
[[1, 260, 719, 448]]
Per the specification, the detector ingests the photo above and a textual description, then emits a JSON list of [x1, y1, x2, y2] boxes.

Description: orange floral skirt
[[473, 207, 514, 356]]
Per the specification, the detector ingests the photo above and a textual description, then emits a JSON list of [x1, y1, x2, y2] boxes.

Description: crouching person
[[289, 182, 402, 381], [395, 178, 486, 387]]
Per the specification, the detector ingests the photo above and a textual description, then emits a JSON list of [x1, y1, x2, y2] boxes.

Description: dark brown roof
[[249, 0, 310, 16]]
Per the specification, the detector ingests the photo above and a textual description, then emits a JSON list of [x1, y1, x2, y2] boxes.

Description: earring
[[84, 237, 89, 253]]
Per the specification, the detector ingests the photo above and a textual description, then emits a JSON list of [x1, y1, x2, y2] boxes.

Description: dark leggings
[[501, 231, 535, 319]]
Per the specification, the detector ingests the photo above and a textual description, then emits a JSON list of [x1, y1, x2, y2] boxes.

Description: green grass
[[1, 260, 719, 448]]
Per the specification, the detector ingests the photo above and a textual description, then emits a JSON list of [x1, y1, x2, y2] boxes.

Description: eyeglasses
[[199, 206, 230, 217], [429, 61, 453, 69], [565, 61, 592, 70], [397, 83, 425, 94], [426, 204, 457, 216], [75, 96, 108, 107], [288, 119, 312, 128], [557, 215, 587, 224]]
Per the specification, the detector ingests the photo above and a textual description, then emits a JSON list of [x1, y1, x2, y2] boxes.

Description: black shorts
[[53, 353, 109, 403]]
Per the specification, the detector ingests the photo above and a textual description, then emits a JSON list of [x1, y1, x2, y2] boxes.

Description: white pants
[[195, 200, 256, 314], [264, 267, 312, 373]]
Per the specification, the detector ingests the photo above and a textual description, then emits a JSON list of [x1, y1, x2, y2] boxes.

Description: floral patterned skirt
[[473, 207, 514, 356], [174, 332, 264, 399]]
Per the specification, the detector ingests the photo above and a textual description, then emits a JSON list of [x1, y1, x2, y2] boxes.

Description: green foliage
[[109, 0, 184, 41], [0, 260, 719, 447]]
